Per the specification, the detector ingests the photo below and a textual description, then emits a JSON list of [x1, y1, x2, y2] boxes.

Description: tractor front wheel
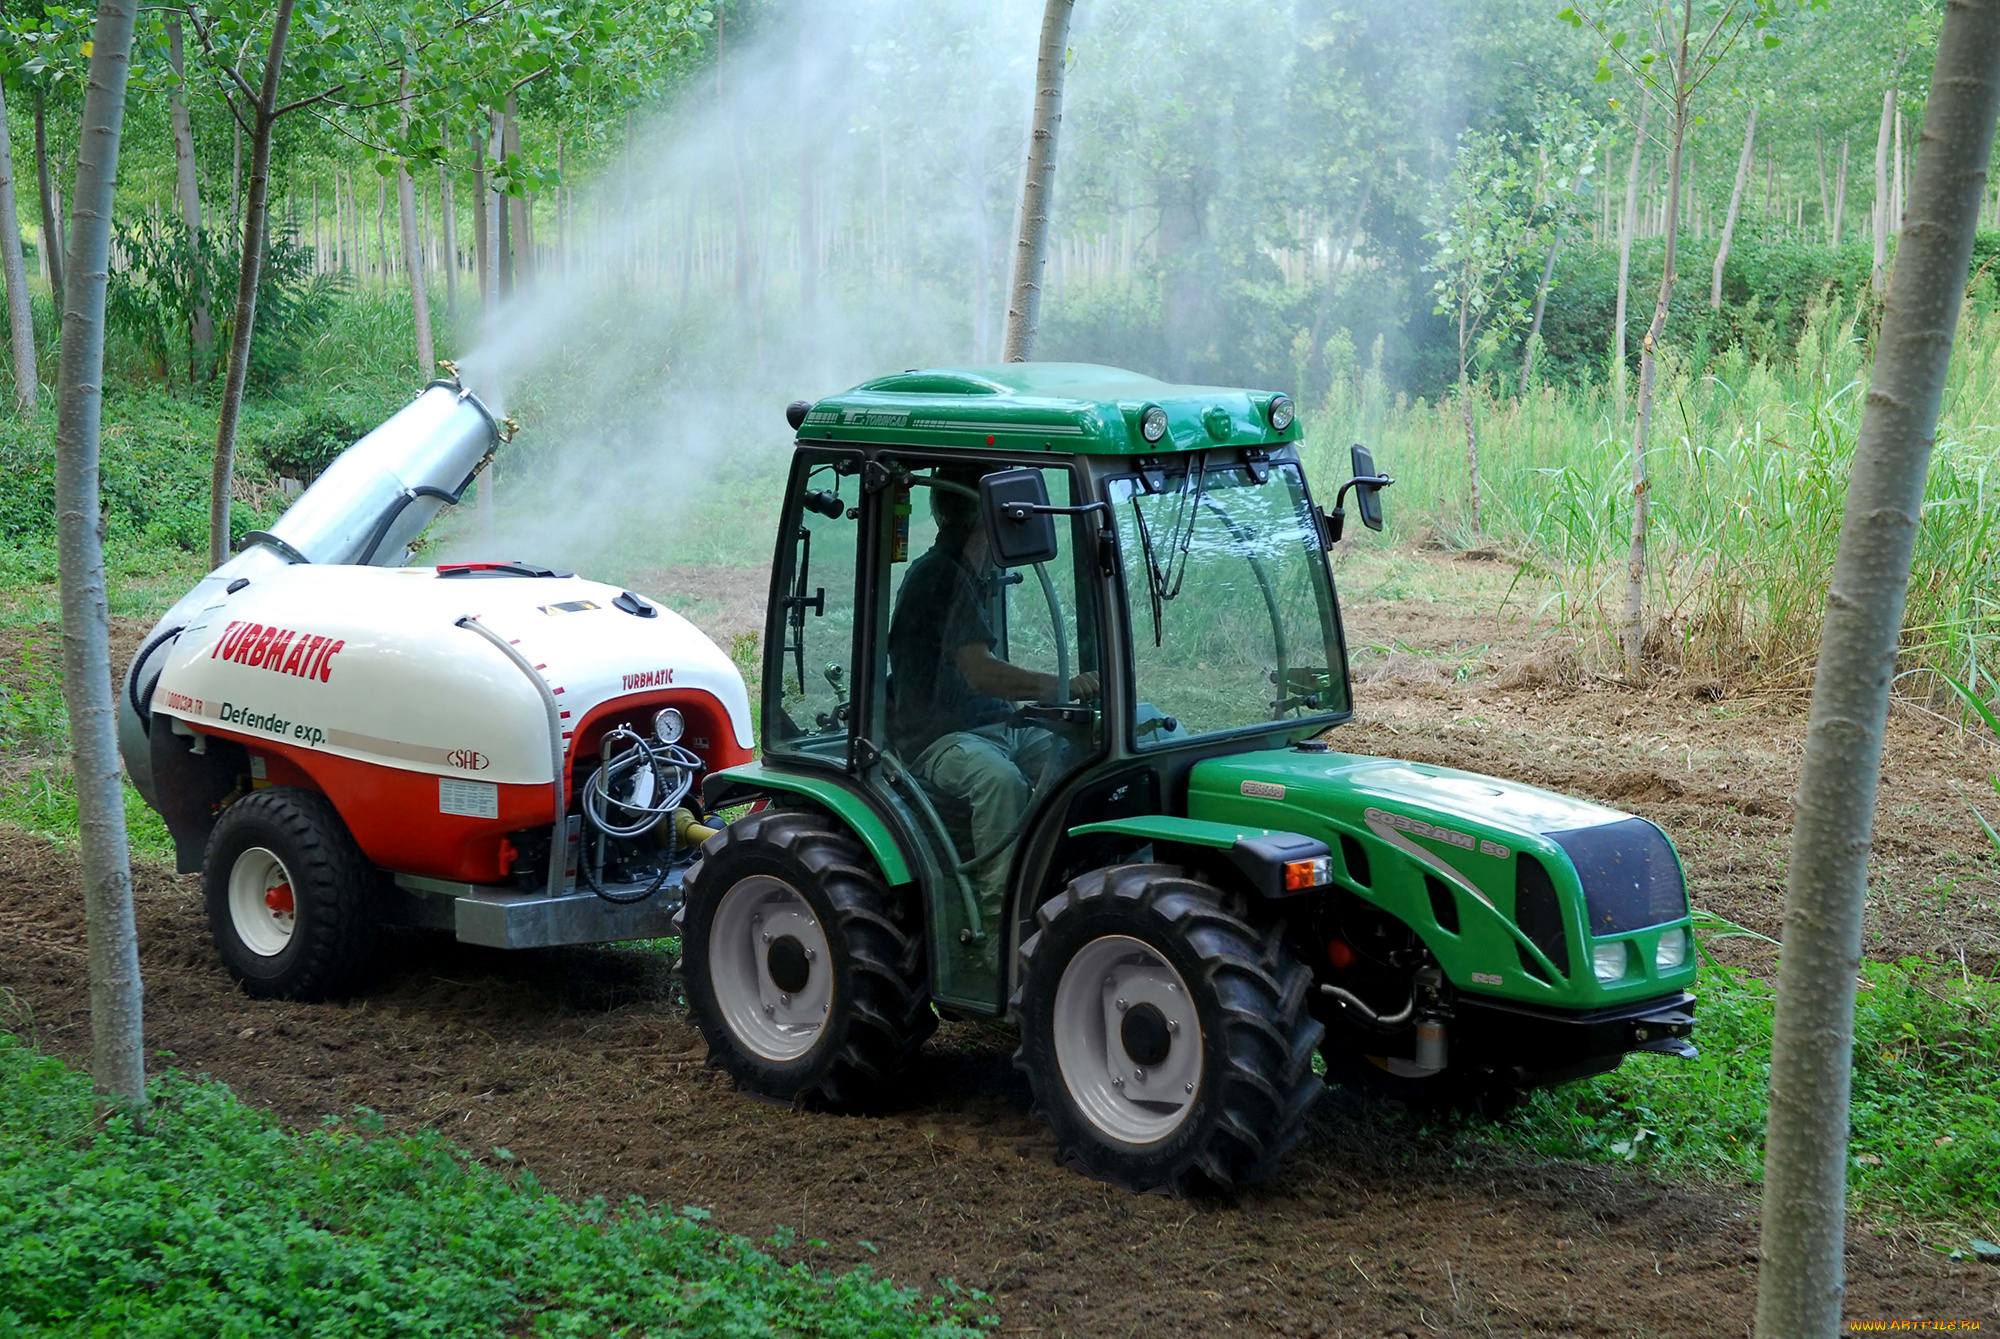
[[203, 786, 378, 1001], [681, 808, 935, 1107], [1012, 864, 1323, 1194]]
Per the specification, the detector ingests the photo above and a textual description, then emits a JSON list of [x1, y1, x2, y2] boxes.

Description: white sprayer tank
[[149, 563, 753, 886]]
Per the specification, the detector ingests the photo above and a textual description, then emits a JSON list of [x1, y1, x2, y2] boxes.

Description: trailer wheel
[[681, 808, 935, 1108], [1011, 864, 1324, 1194], [203, 786, 378, 1001]]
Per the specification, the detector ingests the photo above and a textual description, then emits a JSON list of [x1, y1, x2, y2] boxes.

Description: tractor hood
[[1185, 748, 1695, 1008]]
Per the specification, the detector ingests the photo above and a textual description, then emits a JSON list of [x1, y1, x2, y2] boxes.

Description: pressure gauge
[[652, 707, 685, 744]]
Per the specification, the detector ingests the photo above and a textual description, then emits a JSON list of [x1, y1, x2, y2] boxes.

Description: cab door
[[861, 455, 1104, 1010], [763, 449, 863, 768]]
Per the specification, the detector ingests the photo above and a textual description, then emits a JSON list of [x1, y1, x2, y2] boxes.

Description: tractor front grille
[[1548, 818, 1688, 935]]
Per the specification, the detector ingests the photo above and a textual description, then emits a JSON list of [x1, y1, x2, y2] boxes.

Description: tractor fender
[[1066, 814, 1330, 899], [704, 761, 914, 886]]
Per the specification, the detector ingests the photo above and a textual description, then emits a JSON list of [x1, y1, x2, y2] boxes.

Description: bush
[[253, 407, 371, 483], [0, 1036, 993, 1337]]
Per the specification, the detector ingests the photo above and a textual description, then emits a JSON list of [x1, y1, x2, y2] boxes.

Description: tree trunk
[[439, 117, 458, 324], [165, 19, 212, 378], [55, 0, 145, 1118], [34, 89, 64, 313], [470, 121, 489, 306], [0, 85, 40, 412], [1614, 87, 1651, 417], [374, 178, 388, 287], [1834, 134, 1849, 246], [1712, 103, 1756, 309], [1873, 85, 1896, 292], [1624, 21, 1691, 680], [1893, 111, 1906, 239], [1002, 0, 1076, 362], [1458, 306, 1480, 535], [207, 0, 295, 572], [231, 119, 242, 231], [504, 93, 531, 290], [1520, 239, 1559, 393], [396, 77, 433, 378], [1815, 126, 1830, 241], [799, 138, 818, 312], [1754, 7, 2000, 1334], [484, 109, 503, 313]]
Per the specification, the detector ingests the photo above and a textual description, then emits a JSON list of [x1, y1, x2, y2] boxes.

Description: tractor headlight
[[1655, 929, 1689, 971], [1268, 395, 1295, 431], [1592, 942, 1630, 984], [1140, 405, 1169, 443], [652, 707, 685, 744]]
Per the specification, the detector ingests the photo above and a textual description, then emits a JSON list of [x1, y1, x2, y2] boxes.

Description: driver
[[888, 466, 1096, 959]]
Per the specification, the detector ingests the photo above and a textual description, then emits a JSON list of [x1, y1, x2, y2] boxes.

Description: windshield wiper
[[1130, 451, 1210, 647]]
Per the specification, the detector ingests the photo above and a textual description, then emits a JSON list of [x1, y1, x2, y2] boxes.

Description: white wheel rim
[[228, 845, 297, 957], [1052, 934, 1203, 1145], [708, 874, 835, 1062]]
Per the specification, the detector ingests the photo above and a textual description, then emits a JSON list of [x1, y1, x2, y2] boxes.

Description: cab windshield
[[1109, 460, 1347, 746]]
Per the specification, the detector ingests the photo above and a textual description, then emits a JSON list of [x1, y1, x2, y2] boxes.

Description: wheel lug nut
[[780, 993, 792, 1006], [1134, 1068, 1146, 1081], [1184, 1082, 1195, 1094], [1103, 975, 1114, 988], [762, 932, 771, 944], [1115, 998, 1128, 1012], [764, 1004, 775, 1017], [805, 948, 816, 962], [1111, 1077, 1124, 1088], [1168, 1020, 1180, 1035]]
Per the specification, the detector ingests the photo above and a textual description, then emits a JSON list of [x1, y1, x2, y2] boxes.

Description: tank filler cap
[[225, 578, 251, 594], [786, 400, 812, 430]]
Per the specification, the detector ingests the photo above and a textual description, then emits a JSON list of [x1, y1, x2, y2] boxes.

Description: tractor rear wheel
[[681, 808, 935, 1108], [1011, 864, 1323, 1194], [203, 786, 378, 1001]]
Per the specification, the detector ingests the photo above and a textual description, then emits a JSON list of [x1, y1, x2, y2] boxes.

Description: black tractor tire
[[1317, 1030, 1523, 1120], [203, 786, 379, 1001], [681, 808, 935, 1108], [1011, 864, 1324, 1195]]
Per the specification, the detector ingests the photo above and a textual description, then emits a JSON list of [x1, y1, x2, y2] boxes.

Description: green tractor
[[680, 363, 1696, 1194]]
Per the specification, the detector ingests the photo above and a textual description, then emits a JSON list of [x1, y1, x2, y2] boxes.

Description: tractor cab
[[723, 364, 1374, 1011], [684, 363, 1696, 1195]]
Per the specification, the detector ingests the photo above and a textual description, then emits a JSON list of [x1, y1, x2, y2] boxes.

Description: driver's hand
[[1068, 672, 1101, 700]]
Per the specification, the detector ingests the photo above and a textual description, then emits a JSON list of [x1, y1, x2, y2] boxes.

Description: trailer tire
[[1011, 864, 1324, 1195], [203, 786, 378, 1001], [681, 808, 935, 1108]]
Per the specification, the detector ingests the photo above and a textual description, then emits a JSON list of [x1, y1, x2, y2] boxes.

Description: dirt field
[[3, 549, 1997, 1336]]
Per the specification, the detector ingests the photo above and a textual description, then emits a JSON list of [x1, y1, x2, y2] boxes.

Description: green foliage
[[106, 215, 347, 392], [1507, 956, 2000, 1236], [0, 1036, 993, 1336], [252, 406, 370, 482]]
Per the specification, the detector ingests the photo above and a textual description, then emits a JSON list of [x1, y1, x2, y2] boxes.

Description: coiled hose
[[580, 724, 701, 905]]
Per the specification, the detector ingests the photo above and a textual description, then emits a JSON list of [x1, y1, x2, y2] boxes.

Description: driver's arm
[[954, 642, 1098, 701]]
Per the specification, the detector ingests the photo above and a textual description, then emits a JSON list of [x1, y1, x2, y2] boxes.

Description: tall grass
[[1307, 298, 2000, 689]]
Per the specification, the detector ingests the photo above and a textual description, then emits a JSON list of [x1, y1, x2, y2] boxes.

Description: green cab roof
[[796, 362, 1300, 455]]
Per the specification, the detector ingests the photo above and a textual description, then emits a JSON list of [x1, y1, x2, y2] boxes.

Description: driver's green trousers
[[913, 722, 1065, 974]]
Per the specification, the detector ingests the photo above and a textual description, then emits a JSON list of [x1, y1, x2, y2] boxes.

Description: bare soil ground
[[3, 548, 1996, 1337]]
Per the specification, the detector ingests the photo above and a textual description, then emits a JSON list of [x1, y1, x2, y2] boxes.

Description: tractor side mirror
[[979, 468, 1061, 568], [1350, 444, 1387, 532]]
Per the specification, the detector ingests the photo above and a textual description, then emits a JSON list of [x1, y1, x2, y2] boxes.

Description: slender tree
[[203, 0, 299, 570], [34, 88, 63, 311], [165, 18, 213, 377], [396, 73, 433, 375], [1002, 0, 1075, 362], [0, 79, 39, 411], [54, 0, 145, 1118], [1612, 86, 1649, 416], [1755, 5, 2000, 1332], [1713, 103, 1757, 306]]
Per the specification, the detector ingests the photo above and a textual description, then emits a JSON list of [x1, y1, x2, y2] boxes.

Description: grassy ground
[[0, 1037, 991, 1337]]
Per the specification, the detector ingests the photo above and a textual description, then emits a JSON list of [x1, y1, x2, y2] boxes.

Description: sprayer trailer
[[122, 364, 1696, 1195], [121, 378, 753, 998]]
